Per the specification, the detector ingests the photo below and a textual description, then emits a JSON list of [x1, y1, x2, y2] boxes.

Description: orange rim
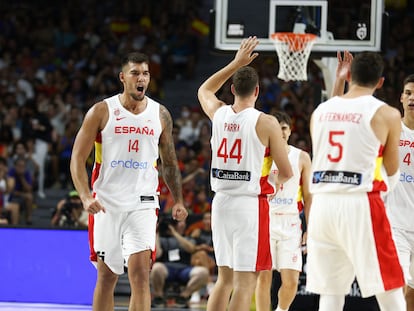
[[270, 32, 317, 52]]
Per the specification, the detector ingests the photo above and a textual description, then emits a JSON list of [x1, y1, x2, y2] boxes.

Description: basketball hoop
[[270, 32, 317, 81]]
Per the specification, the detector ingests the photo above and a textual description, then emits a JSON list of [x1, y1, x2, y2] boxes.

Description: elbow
[[278, 170, 294, 184], [197, 88, 205, 102]]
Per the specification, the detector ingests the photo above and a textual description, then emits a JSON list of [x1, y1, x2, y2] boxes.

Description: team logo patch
[[211, 168, 251, 181], [313, 170, 362, 185]]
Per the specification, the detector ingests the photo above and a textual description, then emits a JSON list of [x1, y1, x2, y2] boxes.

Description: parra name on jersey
[[224, 122, 240, 132]]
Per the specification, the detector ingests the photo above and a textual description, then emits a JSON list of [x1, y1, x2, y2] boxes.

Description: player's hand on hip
[[172, 203, 188, 221], [234, 36, 259, 66]]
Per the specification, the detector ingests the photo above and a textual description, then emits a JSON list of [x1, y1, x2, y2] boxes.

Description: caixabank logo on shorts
[[312, 170, 362, 185], [211, 168, 251, 181]]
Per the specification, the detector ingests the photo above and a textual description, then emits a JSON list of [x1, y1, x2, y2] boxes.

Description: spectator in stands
[[20, 100, 53, 199], [7, 140, 39, 184], [190, 212, 215, 272], [51, 190, 87, 228], [151, 217, 209, 308], [56, 122, 78, 188], [8, 158, 34, 225], [0, 156, 20, 225], [191, 188, 211, 214]]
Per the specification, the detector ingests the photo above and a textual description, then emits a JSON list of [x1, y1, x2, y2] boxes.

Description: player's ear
[[119, 71, 124, 83], [230, 84, 236, 95], [254, 85, 259, 97], [376, 77, 385, 90]]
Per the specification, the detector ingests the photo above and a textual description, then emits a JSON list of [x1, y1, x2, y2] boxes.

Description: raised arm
[[331, 50, 353, 97], [197, 36, 259, 120]]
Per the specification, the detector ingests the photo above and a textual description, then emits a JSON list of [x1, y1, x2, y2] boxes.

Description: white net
[[270, 33, 317, 81]]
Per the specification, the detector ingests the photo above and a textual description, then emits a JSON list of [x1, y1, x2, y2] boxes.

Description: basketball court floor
[[0, 302, 206, 311], [0, 297, 207, 311]]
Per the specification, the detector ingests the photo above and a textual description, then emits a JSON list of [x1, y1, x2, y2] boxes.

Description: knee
[[257, 271, 272, 289], [97, 269, 118, 288], [190, 266, 210, 284], [281, 278, 299, 293], [150, 262, 167, 280], [129, 266, 150, 286], [406, 286, 414, 301]]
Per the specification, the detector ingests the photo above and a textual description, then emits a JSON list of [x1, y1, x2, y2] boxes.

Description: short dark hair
[[273, 110, 292, 127], [232, 66, 259, 97], [403, 74, 414, 88], [350, 52, 384, 87], [121, 52, 149, 69]]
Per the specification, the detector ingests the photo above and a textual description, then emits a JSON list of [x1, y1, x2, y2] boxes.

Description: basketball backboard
[[211, 0, 386, 55]]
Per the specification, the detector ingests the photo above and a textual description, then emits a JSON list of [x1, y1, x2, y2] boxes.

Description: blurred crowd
[[0, 0, 208, 224], [1, 0, 414, 226]]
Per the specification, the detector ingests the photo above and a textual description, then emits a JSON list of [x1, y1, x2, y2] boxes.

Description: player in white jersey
[[255, 111, 312, 311], [307, 51, 405, 311], [70, 52, 187, 311], [197, 36, 293, 311], [384, 74, 414, 311]]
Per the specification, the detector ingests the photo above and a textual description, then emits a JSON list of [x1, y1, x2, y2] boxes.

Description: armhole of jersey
[[101, 99, 113, 134]]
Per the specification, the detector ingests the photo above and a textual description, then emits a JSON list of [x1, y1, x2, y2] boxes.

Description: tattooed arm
[[159, 104, 188, 221]]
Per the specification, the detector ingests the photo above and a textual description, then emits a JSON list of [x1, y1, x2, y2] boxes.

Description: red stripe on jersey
[[372, 145, 388, 192], [260, 147, 274, 195], [90, 132, 102, 189], [368, 192, 405, 290], [95, 131, 102, 143], [256, 196, 272, 271], [88, 214, 97, 263], [91, 162, 101, 189], [260, 175, 274, 195]]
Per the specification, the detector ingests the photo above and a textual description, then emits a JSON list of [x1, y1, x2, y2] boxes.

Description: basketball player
[[384, 74, 414, 311], [255, 110, 312, 311], [197, 36, 293, 311], [70, 52, 187, 311], [306, 51, 406, 311]]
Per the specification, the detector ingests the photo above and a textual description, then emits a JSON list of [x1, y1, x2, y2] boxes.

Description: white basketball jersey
[[269, 146, 302, 214], [385, 121, 414, 231], [91, 94, 162, 212], [210, 105, 273, 196], [310, 95, 388, 194]]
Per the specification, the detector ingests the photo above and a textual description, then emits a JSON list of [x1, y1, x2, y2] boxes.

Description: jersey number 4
[[403, 152, 411, 166], [217, 138, 242, 164]]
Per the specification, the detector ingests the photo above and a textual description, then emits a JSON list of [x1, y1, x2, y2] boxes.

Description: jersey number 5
[[328, 131, 344, 162], [217, 138, 242, 164]]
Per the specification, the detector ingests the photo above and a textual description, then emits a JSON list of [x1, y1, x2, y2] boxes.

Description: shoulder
[[88, 100, 108, 117], [299, 149, 312, 166], [257, 112, 278, 131], [376, 102, 401, 123], [159, 104, 173, 130], [80, 101, 109, 132], [258, 112, 277, 123]]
